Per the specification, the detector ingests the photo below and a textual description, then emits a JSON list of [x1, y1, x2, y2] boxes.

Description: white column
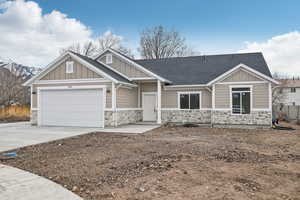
[[157, 80, 162, 124], [112, 82, 117, 126], [138, 82, 141, 108]]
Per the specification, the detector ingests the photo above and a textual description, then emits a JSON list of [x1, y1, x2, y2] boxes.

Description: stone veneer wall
[[104, 111, 115, 127], [116, 110, 142, 126], [105, 110, 142, 127], [30, 110, 37, 125], [212, 110, 272, 128], [161, 110, 211, 124]]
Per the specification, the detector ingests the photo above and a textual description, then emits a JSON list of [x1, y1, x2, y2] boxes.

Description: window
[[106, 54, 112, 64], [66, 61, 74, 73], [179, 92, 200, 109], [231, 87, 251, 114], [291, 88, 296, 93]]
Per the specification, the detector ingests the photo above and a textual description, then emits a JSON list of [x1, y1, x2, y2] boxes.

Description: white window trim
[[229, 85, 253, 115], [106, 54, 113, 64], [66, 61, 74, 74], [177, 91, 202, 110]]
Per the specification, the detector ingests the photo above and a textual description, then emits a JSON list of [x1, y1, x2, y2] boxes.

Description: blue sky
[[34, 0, 300, 54], [1, 0, 300, 75]]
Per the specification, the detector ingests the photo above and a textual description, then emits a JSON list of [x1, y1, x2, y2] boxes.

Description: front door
[[142, 93, 157, 121]]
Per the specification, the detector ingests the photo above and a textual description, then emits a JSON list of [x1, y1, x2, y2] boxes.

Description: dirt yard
[[1, 124, 300, 200]]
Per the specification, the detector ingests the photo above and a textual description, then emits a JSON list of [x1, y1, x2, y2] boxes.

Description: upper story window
[[231, 87, 251, 114], [66, 61, 74, 74], [178, 92, 200, 109], [106, 54, 113, 64], [291, 87, 296, 93]]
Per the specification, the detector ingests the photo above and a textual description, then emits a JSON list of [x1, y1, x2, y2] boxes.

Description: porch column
[[138, 82, 141, 108], [157, 80, 162, 124], [112, 82, 117, 126]]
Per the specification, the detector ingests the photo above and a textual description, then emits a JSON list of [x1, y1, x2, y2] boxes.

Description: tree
[[60, 31, 134, 58], [60, 41, 98, 57], [0, 63, 37, 107], [138, 25, 195, 59]]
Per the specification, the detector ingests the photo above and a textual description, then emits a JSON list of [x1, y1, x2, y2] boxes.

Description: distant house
[[276, 79, 300, 106]]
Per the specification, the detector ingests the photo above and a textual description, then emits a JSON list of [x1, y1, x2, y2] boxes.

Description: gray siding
[[41, 56, 102, 80], [99, 53, 150, 78], [162, 87, 212, 109], [117, 87, 138, 108], [214, 83, 269, 109]]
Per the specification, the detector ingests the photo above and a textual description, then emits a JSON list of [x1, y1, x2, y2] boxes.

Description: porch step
[[135, 121, 158, 125]]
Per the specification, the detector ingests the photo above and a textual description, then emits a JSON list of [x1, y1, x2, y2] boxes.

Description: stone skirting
[[105, 110, 142, 127], [161, 109, 211, 124], [211, 110, 272, 127], [30, 110, 37, 125], [116, 110, 142, 126]]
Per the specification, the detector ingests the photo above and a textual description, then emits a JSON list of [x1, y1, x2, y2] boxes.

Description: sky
[[0, 0, 300, 76]]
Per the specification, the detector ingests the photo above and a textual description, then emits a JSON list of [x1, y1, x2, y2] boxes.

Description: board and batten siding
[[41, 56, 102, 80], [99, 53, 151, 78], [117, 87, 138, 108], [221, 69, 262, 82], [214, 83, 269, 109], [31, 82, 112, 109]]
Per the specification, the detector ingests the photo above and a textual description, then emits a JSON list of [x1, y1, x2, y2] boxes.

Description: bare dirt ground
[[1, 123, 300, 200]]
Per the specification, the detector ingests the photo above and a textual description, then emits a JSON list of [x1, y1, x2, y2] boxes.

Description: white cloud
[[239, 31, 300, 76], [0, 0, 92, 67]]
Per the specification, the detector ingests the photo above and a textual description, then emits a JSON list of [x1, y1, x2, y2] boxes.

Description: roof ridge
[[134, 52, 263, 62]]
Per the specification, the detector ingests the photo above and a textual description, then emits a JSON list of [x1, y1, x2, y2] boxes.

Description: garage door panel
[[39, 89, 104, 127]]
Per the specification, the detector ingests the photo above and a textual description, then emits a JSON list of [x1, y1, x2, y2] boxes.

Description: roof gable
[[41, 56, 103, 80], [98, 52, 151, 79], [96, 49, 171, 83], [24, 51, 133, 86]]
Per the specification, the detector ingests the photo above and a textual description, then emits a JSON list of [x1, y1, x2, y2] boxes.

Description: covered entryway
[[38, 86, 105, 127], [142, 92, 157, 121]]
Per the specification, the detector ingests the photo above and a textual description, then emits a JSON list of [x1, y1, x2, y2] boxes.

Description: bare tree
[[60, 41, 98, 57], [0, 63, 36, 107], [60, 31, 134, 58], [138, 25, 194, 59], [97, 31, 134, 58]]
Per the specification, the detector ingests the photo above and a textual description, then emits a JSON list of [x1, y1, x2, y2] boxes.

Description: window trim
[[229, 85, 252, 115], [106, 54, 113, 64], [177, 91, 201, 110], [66, 61, 74, 74]]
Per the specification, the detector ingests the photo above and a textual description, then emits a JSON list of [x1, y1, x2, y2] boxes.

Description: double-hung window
[[179, 92, 200, 109], [231, 87, 251, 114]]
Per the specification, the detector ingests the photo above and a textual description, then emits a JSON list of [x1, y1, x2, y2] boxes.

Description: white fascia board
[[23, 52, 69, 86], [207, 63, 279, 85]]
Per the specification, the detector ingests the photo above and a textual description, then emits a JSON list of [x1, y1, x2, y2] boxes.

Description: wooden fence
[[273, 105, 300, 121], [0, 105, 30, 119]]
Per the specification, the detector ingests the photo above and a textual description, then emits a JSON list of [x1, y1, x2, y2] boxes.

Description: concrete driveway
[[0, 122, 160, 152], [0, 122, 103, 152]]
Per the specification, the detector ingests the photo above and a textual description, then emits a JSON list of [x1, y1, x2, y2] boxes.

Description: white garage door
[[39, 88, 104, 127]]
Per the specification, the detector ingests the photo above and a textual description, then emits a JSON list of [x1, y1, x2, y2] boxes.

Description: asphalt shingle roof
[[134, 52, 272, 85], [71, 51, 131, 83]]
